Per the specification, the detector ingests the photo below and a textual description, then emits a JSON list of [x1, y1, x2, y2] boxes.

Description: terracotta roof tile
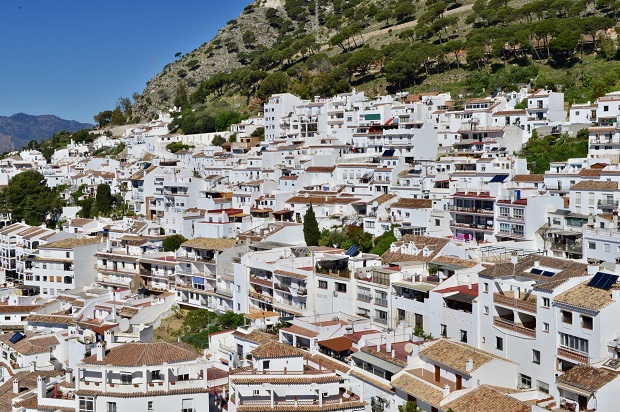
[[420, 340, 509, 375], [571, 180, 618, 191], [446, 385, 531, 412], [557, 364, 618, 392], [391, 372, 443, 407], [232, 329, 277, 346], [181, 237, 236, 251], [251, 342, 305, 359], [81, 342, 199, 366], [280, 325, 319, 338], [554, 281, 615, 312], [511, 174, 545, 182], [390, 198, 433, 209]]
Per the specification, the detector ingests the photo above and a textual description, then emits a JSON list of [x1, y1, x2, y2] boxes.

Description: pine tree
[[303, 205, 320, 246]]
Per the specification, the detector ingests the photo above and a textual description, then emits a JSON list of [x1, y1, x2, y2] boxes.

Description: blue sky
[[0, 0, 251, 123]]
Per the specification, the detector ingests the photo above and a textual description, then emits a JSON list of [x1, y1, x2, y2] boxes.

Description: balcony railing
[[448, 205, 494, 215], [557, 347, 589, 364], [373, 317, 388, 324], [374, 298, 388, 307], [493, 293, 537, 313], [493, 317, 536, 338], [550, 242, 582, 253], [597, 199, 619, 208], [357, 295, 372, 303]]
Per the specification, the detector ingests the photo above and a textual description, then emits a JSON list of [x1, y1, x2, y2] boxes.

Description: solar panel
[[382, 149, 395, 157], [345, 245, 360, 256], [588, 272, 619, 290], [9, 332, 23, 344], [490, 174, 509, 183], [541, 271, 555, 277], [530, 268, 543, 275]]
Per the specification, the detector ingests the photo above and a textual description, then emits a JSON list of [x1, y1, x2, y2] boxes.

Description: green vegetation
[[369, 229, 398, 255], [95, 184, 113, 215], [91, 142, 126, 157], [520, 129, 589, 173], [167, 102, 243, 135], [319, 224, 373, 252], [166, 142, 194, 153], [136, 0, 620, 120], [0, 170, 64, 226], [162, 234, 188, 252], [303, 205, 320, 246], [180, 309, 246, 349]]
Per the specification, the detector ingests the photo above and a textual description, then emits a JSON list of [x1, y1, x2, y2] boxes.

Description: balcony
[[493, 292, 537, 313], [374, 298, 388, 307], [597, 199, 619, 209], [557, 347, 589, 364], [493, 317, 536, 338], [249, 276, 273, 288], [248, 291, 273, 304], [450, 221, 494, 231], [373, 317, 388, 324], [448, 205, 494, 215], [550, 242, 582, 254], [357, 295, 372, 303]]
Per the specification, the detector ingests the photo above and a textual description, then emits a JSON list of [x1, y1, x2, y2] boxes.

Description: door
[[434, 365, 440, 382], [456, 374, 462, 390]]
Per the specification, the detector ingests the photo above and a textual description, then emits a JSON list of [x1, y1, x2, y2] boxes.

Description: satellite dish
[[119, 318, 130, 332], [404, 343, 414, 354]]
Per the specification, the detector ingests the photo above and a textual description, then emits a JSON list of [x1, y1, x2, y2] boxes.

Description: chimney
[[466, 274, 471, 290], [392, 349, 396, 358], [37, 376, 45, 398], [587, 263, 598, 276], [510, 251, 518, 265], [104, 329, 114, 347], [65, 369, 73, 383], [386, 334, 392, 353], [96, 342, 106, 362], [376, 343, 380, 352], [30, 362, 36, 372], [442, 384, 450, 398], [466, 358, 474, 372], [614, 210, 618, 228], [13, 379, 19, 394], [534, 260, 540, 268]]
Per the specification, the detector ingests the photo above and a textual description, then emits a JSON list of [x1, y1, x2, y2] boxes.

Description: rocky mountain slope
[[0, 113, 93, 153], [132, 0, 620, 120]]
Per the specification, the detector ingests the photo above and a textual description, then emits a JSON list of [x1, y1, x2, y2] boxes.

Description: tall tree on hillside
[[1, 170, 60, 226], [303, 205, 320, 246], [95, 184, 113, 216]]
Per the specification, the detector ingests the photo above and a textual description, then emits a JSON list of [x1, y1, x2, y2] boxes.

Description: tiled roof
[[26, 314, 76, 325], [554, 281, 615, 312], [232, 329, 277, 345], [0, 304, 40, 313], [235, 401, 365, 411], [305, 166, 335, 173], [445, 385, 531, 412], [369, 193, 397, 205], [391, 372, 443, 407], [251, 342, 305, 359], [309, 353, 350, 374], [578, 168, 603, 177], [432, 255, 478, 268], [390, 198, 433, 209], [231, 375, 340, 385], [0, 332, 56, 355], [511, 174, 545, 182], [349, 369, 393, 392], [285, 196, 361, 205], [478, 255, 587, 291], [557, 364, 618, 392], [318, 336, 353, 352], [180, 237, 236, 251], [0, 370, 61, 412], [280, 324, 319, 338], [360, 345, 407, 368], [274, 269, 307, 279], [381, 235, 450, 264], [42, 236, 102, 249], [420, 340, 508, 375], [81, 342, 199, 366], [571, 180, 618, 191]]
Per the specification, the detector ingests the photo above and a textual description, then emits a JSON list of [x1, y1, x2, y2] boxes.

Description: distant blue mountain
[[0, 113, 93, 152]]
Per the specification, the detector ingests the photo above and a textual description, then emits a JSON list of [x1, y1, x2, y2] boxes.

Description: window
[[499, 207, 509, 217], [435, 219, 440, 226], [589, 242, 596, 250], [532, 350, 541, 364], [121, 373, 132, 384], [335, 282, 347, 293], [178, 373, 189, 381], [582, 315, 593, 330], [151, 370, 161, 380], [263, 360, 270, 370], [496, 336, 503, 350], [148, 401, 153, 410], [253, 389, 260, 396], [79, 397, 95, 412], [440, 324, 447, 337], [236, 285, 241, 292], [561, 310, 573, 324], [106, 402, 117, 412], [604, 243, 610, 252], [542, 297, 550, 308], [460, 330, 468, 343], [519, 374, 532, 389], [483, 283, 489, 293], [543, 322, 550, 332], [559, 333, 589, 354], [483, 306, 489, 315], [536, 380, 549, 394], [318, 280, 328, 289]]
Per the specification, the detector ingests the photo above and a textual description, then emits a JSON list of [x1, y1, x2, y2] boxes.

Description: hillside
[[132, 0, 620, 122], [0, 113, 93, 153]]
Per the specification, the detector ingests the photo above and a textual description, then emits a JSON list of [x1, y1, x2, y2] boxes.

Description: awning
[[318, 336, 353, 352], [444, 292, 476, 304], [351, 352, 404, 374], [392, 282, 435, 292], [548, 229, 580, 236], [557, 381, 592, 397], [429, 261, 468, 271]]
